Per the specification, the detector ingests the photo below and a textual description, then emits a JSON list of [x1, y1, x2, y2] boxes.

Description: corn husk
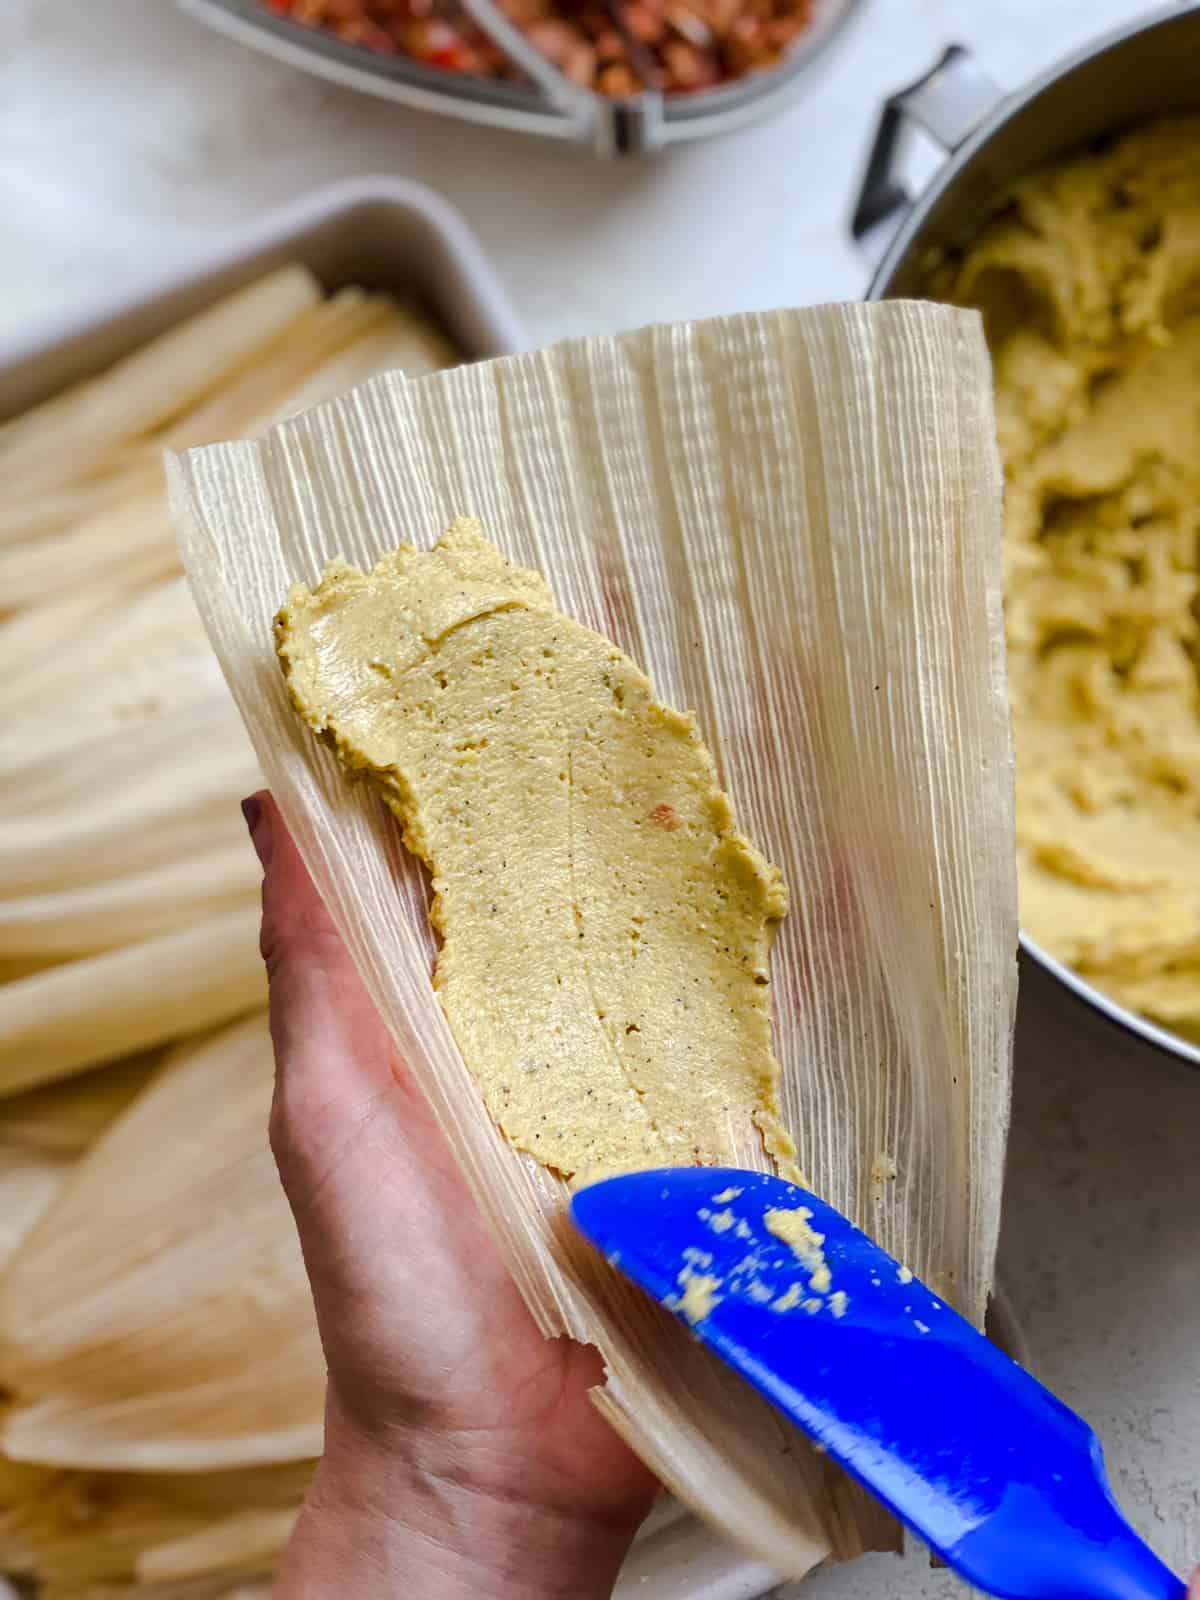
[[0, 267, 468, 1127], [0, 959, 49, 985], [0, 466, 159, 548], [0, 699, 255, 847], [148, 292, 395, 456], [0, 1014, 324, 1469], [0, 1149, 71, 1271], [276, 303, 459, 417], [0, 495, 179, 613], [0, 1458, 55, 1511], [0, 268, 467, 1593], [0, 578, 199, 715], [11, 708, 244, 820], [170, 302, 1017, 1575], [0, 660, 232, 795], [0, 906, 265, 1096], [45, 1582, 271, 1600], [0, 1057, 160, 1154], [0, 1462, 309, 1589], [0, 850, 258, 961], [137, 1509, 297, 1584], [0, 266, 321, 499], [0, 589, 136, 697]]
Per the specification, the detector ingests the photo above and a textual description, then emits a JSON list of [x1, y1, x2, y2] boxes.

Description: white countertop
[[2, 0, 1196, 1594], [0, 0, 1173, 343]]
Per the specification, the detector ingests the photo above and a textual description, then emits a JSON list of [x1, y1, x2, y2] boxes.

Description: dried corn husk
[[0, 268, 465, 1592], [276, 303, 459, 417], [0, 1149, 71, 1271], [148, 292, 395, 456], [0, 1057, 160, 1155], [137, 1509, 297, 1584], [0, 905, 265, 1096], [0, 659, 231, 794], [0, 1462, 309, 1589], [0, 267, 321, 497], [0, 495, 178, 613], [0, 849, 258, 961], [0, 698, 254, 839], [0, 578, 199, 717], [0, 1458, 55, 1511], [45, 1582, 271, 1600], [0, 465, 159, 549], [0, 589, 136, 697], [0, 1015, 324, 1469], [171, 303, 1017, 1576]]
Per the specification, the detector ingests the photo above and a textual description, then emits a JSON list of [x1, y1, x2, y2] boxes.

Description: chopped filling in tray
[[262, 0, 818, 97]]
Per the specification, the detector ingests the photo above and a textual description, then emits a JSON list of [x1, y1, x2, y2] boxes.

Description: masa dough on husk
[[277, 518, 795, 1183], [935, 116, 1200, 1037]]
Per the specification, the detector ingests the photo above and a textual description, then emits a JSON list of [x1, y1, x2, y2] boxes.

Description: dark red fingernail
[[241, 794, 273, 868]]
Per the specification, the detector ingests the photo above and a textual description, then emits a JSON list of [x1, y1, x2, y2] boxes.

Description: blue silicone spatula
[[571, 1168, 1186, 1600]]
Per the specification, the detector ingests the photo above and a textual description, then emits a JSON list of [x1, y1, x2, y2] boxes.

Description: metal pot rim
[[1021, 936, 1200, 1070], [865, 0, 1194, 297]]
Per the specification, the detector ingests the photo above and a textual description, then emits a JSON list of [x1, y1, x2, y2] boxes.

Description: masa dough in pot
[[935, 117, 1200, 1038], [277, 518, 795, 1181]]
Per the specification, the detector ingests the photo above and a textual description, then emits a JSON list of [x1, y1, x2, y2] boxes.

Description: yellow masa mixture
[[938, 117, 1200, 1036], [277, 519, 794, 1181]]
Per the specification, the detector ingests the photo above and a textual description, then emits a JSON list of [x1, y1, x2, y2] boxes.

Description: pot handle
[[851, 44, 1005, 269]]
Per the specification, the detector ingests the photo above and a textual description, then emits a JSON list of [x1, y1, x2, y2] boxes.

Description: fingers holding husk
[[250, 791, 402, 1229]]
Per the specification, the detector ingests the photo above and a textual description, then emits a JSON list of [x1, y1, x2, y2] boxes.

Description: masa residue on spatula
[[277, 517, 795, 1183]]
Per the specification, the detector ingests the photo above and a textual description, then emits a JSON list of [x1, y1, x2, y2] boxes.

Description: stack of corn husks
[[0, 267, 458, 1597]]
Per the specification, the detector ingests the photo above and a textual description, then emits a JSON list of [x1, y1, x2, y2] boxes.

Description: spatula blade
[[572, 1168, 1184, 1600]]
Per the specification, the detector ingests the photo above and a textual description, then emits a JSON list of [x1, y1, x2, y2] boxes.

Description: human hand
[[241, 791, 658, 1599]]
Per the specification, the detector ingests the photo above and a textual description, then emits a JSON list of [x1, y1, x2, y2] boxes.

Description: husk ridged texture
[[0, 1015, 325, 1473], [170, 301, 1017, 1577], [0, 1461, 310, 1590]]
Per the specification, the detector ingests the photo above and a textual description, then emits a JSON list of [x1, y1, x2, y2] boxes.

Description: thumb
[[241, 790, 473, 1429], [241, 790, 396, 1189]]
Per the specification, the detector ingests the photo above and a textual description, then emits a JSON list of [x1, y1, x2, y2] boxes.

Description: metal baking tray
[[177, 0, 861, 155], [0, 178, 524, 420]]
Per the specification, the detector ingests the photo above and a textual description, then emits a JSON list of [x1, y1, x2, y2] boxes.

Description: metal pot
[[854, 3, 1200, 1070]]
